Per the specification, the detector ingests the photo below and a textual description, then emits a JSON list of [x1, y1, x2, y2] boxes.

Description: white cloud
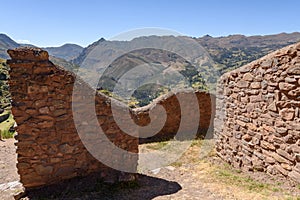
[[16, 39, 31, 44]]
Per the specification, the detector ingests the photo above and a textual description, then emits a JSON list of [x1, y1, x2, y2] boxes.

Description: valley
[[1, 32, 300, 137]]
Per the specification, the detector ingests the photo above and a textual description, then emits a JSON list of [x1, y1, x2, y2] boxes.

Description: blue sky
[[2, 0, 300, 47]]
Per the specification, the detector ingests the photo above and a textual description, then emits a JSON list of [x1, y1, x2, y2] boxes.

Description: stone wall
[[8, 47, 216, 189], [215, 42, 300, 183], [135, 91, 215, 143], [8, 48, 138, 189]]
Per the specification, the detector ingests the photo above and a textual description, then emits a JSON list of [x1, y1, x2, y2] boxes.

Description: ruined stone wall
[[7, 47, 216, 189], [8, 48, 138, 189], [135, 91, 215, 143], [215, 43, 300, 183]]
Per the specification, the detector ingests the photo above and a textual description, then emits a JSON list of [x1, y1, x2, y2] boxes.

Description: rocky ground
[[0, 139, 299, 200]]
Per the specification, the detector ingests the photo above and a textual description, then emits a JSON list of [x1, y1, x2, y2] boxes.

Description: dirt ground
[[0, 139, 299, 200], [0, 139, 22, 200]]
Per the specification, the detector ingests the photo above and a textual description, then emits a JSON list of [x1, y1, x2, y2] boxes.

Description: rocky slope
[[72, 36, 213, 106], [44, 43, 83, 61], [197, 32, 300, 73], [72, 32, 300, 106], [0, 34, 20, 59]]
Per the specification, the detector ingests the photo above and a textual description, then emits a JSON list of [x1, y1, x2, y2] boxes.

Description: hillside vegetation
[[197, 32, 300, 73], [0, 59, 11, 108], [0, 59, 14, 139], [1, 32, 300, 108]]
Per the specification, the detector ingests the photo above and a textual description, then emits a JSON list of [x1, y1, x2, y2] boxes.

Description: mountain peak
[[98, 38, 106, 42], [0, 33, 20, 59], [60, 43, 83, 49], [43, 43, 83, 61]]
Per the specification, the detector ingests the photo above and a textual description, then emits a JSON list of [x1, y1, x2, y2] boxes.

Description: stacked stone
[[134, 91, 215, 143], [7, 47, 138, 189], [215, 42, 300, 183]]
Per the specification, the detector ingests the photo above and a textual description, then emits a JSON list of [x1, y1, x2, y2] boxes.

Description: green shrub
[[0, 129, 15, 139]]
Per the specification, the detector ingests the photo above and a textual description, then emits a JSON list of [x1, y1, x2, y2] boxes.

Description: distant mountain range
[[0, 34, 83, 61], [44, 44, 83, 61], [197, 32, 300, 73], [1, 32, 300, 72], [1, 32, 300, 106]]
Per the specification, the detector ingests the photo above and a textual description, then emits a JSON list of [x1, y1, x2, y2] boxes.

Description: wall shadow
[[19, 173, 181, 200]]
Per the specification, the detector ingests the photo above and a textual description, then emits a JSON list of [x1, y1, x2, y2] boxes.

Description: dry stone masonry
[[134, 91, 215, 143], [7, 47, 215, 189], [7, 48, 138, 189], [215, 42, 300, 183]]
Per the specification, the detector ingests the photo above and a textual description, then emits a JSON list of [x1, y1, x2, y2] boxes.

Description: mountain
[[197, 32, 300, 73], [73, 36, 215, 106], [73, 32, 300, 106], [0, 34, 20, 59], [97, 48, 207, 106], [1, 32, 300, 107], [49, 56, 79, 73], [73, 36, 215, 85], [44, 44, 83, 61], [0, 33, 83, 62], [73, 38, 105, 65]]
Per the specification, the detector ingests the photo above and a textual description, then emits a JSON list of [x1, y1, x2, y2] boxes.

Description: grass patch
[[145, 141, 169, 150], [1, 129, 15, 139], [0, 111, 14, 130], [212, 164, 284, 195], [285, 197, 300, 200], [0, 112, 15, 139], [170, 161, 183, 167], [191, 139, 202, 147]]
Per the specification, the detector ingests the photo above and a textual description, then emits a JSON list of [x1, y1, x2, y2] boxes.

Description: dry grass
[[0, 112, 15, 139], [139, 139, 300, 200]]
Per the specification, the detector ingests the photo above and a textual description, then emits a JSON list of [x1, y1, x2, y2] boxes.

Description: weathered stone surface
[[279, 108, 295, 121], [287, 66, 300, 75], [288, 171, 300, 182], [250, 82, 261, 89], [7, 47, 49, 61], [215, 42, 300, 184], [8, 47, 139, 189], [250, 94, 262, 103], [274, 164, 289, 176], [261, 141, 276, 151], [275, 127, 288, 135], [243, 73, 254, 81], [265, 156, 276, 164], [278, 82, 296, 91], [267, 101, 277, 112], [288, 88, 300, 97], [276, 149, 293, 161], [281, 163, 292, 171], [236, 80, 249, 88], [35, 165, 53, 175], [285, 77, 297, 83], [38, 106, 50, 114]]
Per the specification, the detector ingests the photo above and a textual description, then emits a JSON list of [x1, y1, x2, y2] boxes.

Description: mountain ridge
[[0, 33, 83, 61], [0, 32, 300, 107], [44, 43, 83, 61]]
